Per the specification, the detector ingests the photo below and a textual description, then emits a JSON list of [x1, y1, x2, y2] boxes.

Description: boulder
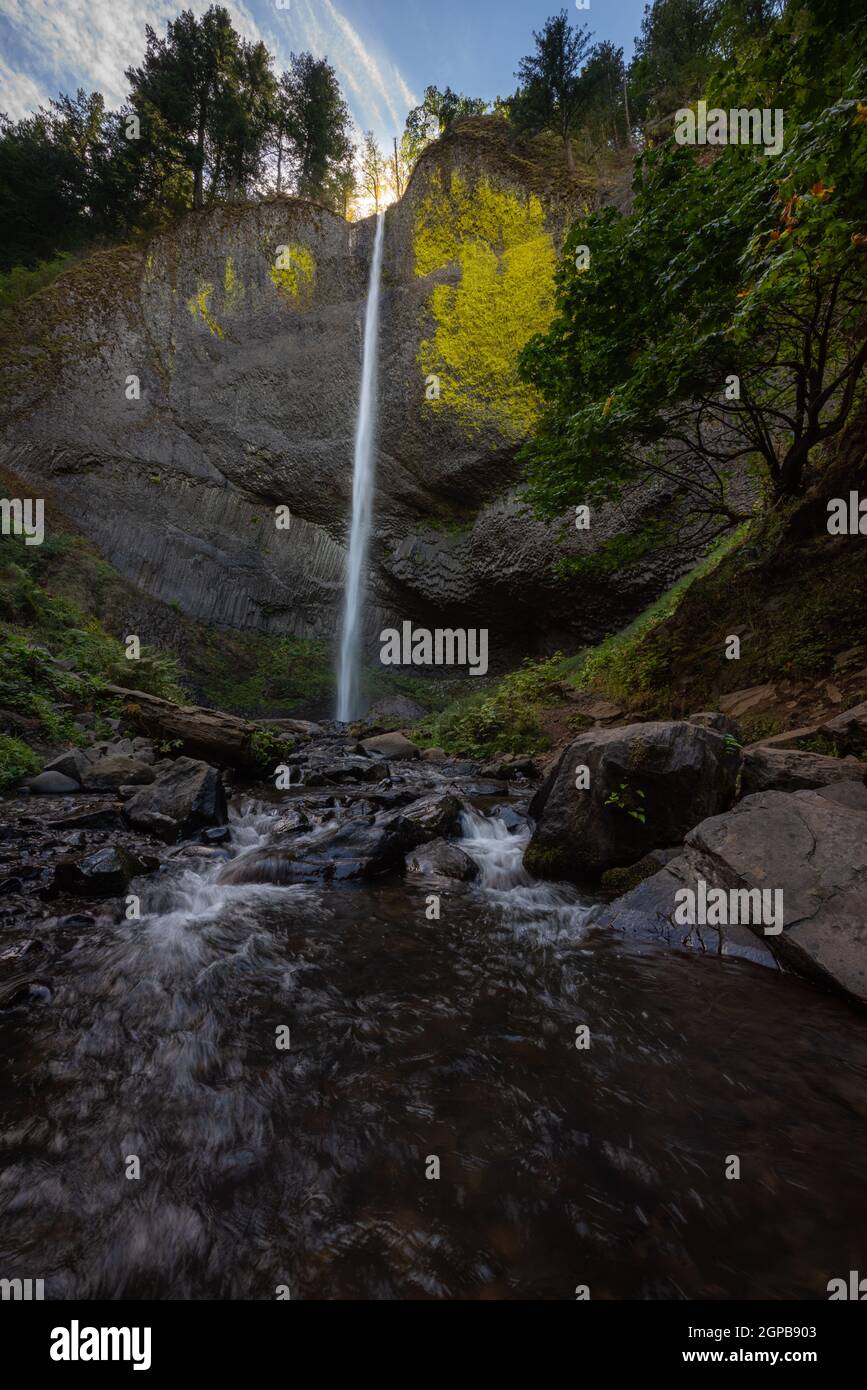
[[405, 839, 478, 881], [53, 845, 148, 897], [524, 720, 739, 882], [819, 700, 867, 756], [593, 785, 867, 999], [26, 771, 81, 794], [361, 731, 420, 760], [43, 750, 90, 782], [124, 757, 227, 842], [688, 711, 742, 740], [398, 792, 465, 845], [740, 747, 866, 796], [81, 756, 155, 791], [421, 747, 448, 762]]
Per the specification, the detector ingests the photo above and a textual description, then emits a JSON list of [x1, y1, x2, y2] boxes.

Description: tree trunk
[[194, 107, 206, 209], [563, 132, 576, 174], [276, 134, 283, 194]]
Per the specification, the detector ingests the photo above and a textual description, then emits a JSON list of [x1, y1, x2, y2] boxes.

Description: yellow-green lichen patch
[[414, 172, 556, 438], [187, 280, 224, 337], [224, 255, 244, 312], [269, 244, 316, 304]]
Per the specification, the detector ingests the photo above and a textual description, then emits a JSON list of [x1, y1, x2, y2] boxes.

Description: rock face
[[594, 784, 867, 1004], [0, 121, 730, 669], [524, 721, 739, 881], [740, 747, 866, 796], [124, 758, 227, 842]]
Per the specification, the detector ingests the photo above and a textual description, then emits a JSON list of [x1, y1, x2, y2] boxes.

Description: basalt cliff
[[0, 119, 710, 671]]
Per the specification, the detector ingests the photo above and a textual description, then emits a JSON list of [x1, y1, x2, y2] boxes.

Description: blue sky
[[0, 0, 648, 144]]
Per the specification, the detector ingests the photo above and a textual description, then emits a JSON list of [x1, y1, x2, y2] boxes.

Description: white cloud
[[0, 0, 417, 141]]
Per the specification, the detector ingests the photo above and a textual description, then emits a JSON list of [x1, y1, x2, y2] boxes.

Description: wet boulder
[[396, 792, 465, 846], [405, 839, 478, 881], [124, 757, 227, 842], [53, 845, 149, 897], [524, 720, 740, 882]]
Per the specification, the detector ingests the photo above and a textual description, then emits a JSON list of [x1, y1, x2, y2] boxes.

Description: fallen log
[[102, 686, 291, 771]]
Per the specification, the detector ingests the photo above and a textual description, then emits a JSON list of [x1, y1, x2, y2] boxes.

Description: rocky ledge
[[526, 698, 867, 1005]]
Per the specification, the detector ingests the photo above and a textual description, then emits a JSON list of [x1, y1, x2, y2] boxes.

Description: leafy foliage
[[520, 48, 867, 528], [417, 654, 565, 758]]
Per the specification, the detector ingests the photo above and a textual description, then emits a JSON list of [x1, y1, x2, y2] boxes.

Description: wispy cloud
[[0, 0, 417, 141]]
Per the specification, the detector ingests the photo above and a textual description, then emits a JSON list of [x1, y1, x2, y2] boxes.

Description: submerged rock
[[525, 721, 739, 882]]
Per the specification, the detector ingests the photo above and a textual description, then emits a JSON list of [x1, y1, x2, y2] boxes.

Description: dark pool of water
[[1, 798, 866, 1300]]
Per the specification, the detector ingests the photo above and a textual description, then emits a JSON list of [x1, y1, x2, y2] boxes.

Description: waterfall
[[337, 211, 386, 722]]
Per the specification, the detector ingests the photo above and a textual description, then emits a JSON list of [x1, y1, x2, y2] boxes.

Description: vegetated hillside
[[569, 406, 867, 742]]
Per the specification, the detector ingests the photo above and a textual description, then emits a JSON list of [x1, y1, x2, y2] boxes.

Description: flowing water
[[336, 212, 386, 723], [2, 780, 867, 1300]]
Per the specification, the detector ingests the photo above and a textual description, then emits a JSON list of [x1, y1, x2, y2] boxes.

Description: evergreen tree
[[513, 10, 595, 172]]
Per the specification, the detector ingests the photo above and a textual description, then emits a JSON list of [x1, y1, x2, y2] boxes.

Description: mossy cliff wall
[[0, 119, 694, 664]]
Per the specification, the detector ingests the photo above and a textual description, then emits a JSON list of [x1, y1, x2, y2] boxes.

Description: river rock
[[361, 731, 420, 760], [81, 756, 156, 791], [53, 845, 148, 897], [421, 747, 448, 762], [398, 792, 465, 844], [480, 755, 541, 781], [124, 757, 227, 841], [405, 839, 478, 881], [43, 750, 90, 782], [27, 771, 81, 794], [740, 747, 866, 796], [525, 720, 739, 882]]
